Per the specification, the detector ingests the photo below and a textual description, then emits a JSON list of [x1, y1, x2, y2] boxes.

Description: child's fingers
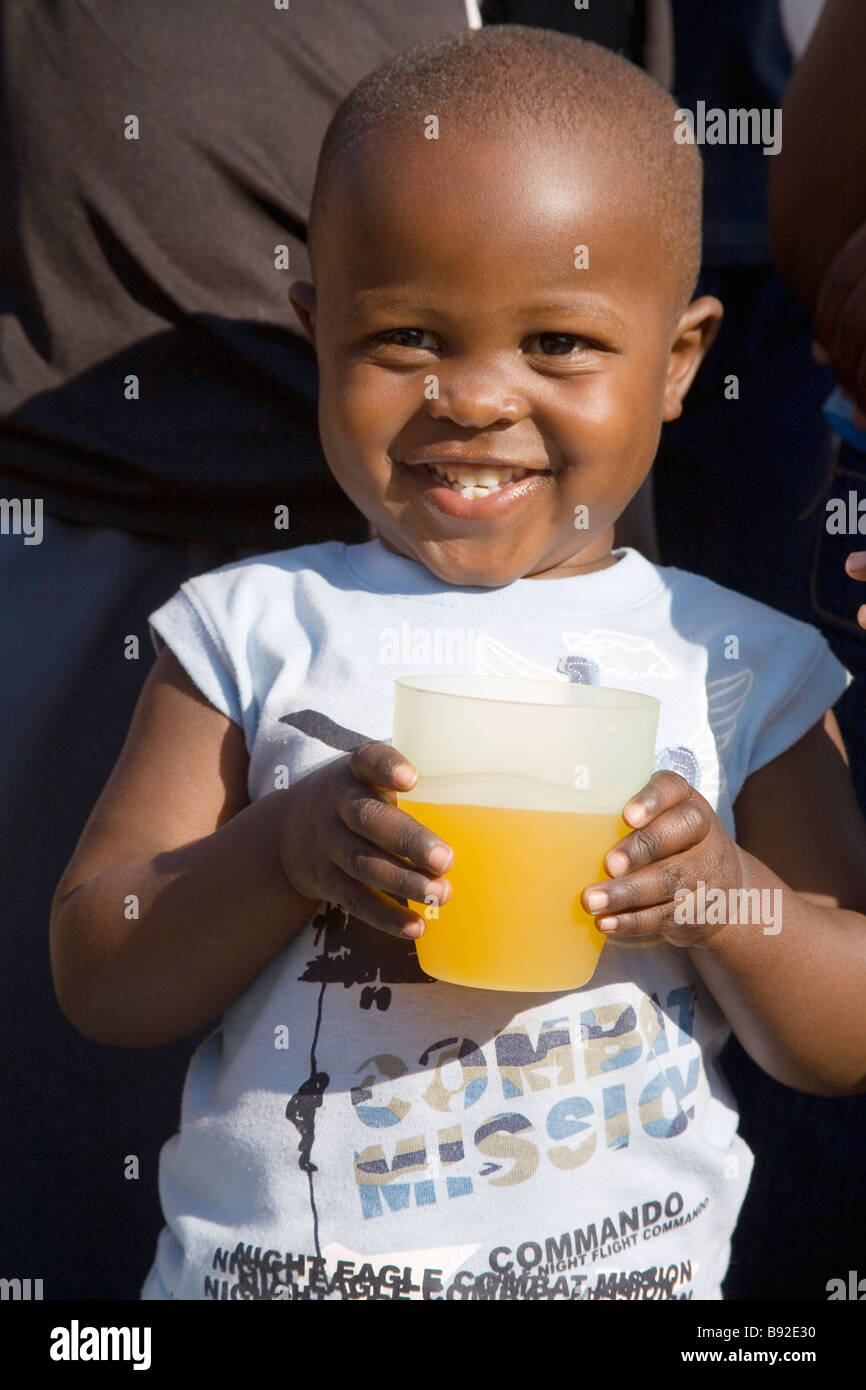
[[847, 553, 866, 624], [592, 899, 685, 940], [333, 827, 451, 908], [601, 800, 709, 879], [591, 892, 726, 947], [328, 867, 428, 940], [349, 740, 417, 792], [621, 769, 696, 829], [582, 852, 694, 924], [339, 787, 454, 874]]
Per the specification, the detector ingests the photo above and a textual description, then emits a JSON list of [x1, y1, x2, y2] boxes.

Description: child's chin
[[417, 540, 530, 588]]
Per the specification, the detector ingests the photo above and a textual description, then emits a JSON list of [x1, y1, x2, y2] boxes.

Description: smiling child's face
[[291, 128, 720, 587]]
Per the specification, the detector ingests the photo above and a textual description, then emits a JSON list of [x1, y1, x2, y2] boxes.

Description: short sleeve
[[745, 628, 852, 780], [148, 582, 244, 727]]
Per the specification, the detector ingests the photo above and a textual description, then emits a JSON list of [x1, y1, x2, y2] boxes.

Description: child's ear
[[288, 280, 316, 343], [662, 296, 723, 422]]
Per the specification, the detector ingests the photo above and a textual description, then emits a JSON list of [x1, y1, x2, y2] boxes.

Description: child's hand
[[275, 741, 453, 940], [844, 550, 866, 629], [580, 770, 744, 947]]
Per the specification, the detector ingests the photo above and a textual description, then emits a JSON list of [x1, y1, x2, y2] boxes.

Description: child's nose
[[426, 363, 528, 431]]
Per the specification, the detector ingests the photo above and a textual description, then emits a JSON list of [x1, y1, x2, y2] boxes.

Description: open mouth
[[418, 461, 550, 498], [397, 456, 555, 519]]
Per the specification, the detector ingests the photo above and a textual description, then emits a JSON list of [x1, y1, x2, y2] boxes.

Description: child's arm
[[49, 649, 451, 1049], [580, 708, 866, 1097]]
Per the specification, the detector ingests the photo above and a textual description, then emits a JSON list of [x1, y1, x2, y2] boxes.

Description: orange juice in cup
[[393, 676, 659, 992]]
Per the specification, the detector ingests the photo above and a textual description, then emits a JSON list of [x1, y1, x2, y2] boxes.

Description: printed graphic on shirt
[[275, 903, 713, 1302], [471, 630, 727, 796], [477, 630, 677, 682], [268, 638, 722, 1302], [280, 709, 370, 754], [202, 1190, 708, 1299], [345, 987, 703, 1216]]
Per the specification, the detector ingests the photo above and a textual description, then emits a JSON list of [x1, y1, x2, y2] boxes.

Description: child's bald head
[[293, 24, 721, 589], [308, 24, 703, 319]]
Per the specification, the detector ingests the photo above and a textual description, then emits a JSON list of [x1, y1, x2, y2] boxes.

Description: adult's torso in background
[[0, 0, 471, 545]]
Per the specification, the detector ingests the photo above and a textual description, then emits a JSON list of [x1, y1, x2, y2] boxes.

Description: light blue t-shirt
[[140, 540, 850, 1302]]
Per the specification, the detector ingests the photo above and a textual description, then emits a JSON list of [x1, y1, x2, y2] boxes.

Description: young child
[[50, 26, 866, 1302]]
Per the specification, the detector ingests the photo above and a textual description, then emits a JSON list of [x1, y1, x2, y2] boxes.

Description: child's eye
[[526, 332, 589, 356], [370, 328, 439, 351]]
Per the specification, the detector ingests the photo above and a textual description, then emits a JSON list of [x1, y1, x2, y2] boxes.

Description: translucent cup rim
[[394, 675, 659, 712]]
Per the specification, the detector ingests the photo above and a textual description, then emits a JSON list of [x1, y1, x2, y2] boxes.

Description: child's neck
[[376, 530, 622, 581]]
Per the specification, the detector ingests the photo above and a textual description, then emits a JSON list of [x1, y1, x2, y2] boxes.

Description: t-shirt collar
[[341, 538, 663, 610]]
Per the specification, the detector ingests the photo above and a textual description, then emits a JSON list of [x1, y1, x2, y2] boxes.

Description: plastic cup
[[393, 675, 660, 991]]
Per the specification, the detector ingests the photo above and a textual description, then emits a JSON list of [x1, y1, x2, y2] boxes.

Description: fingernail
[[606, 851, 629, 875], [586, 889, 609, 911], [394, 765, 415, 788], [597, 917, 618, 932], [625, 803, 646, 825], [427, 844, 453, 872], [847, 551, 866, 570]]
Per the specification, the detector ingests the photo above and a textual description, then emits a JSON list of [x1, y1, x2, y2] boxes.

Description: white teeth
[[428, 462, 529, 495]]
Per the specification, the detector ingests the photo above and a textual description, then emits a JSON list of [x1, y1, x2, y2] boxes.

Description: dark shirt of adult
[[669, 0, 793, 265], [0, 0, 472, 547]]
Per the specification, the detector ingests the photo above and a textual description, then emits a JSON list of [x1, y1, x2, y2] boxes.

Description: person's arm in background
[[769, 0, 866, 317], [770, 0, 866, 620]]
